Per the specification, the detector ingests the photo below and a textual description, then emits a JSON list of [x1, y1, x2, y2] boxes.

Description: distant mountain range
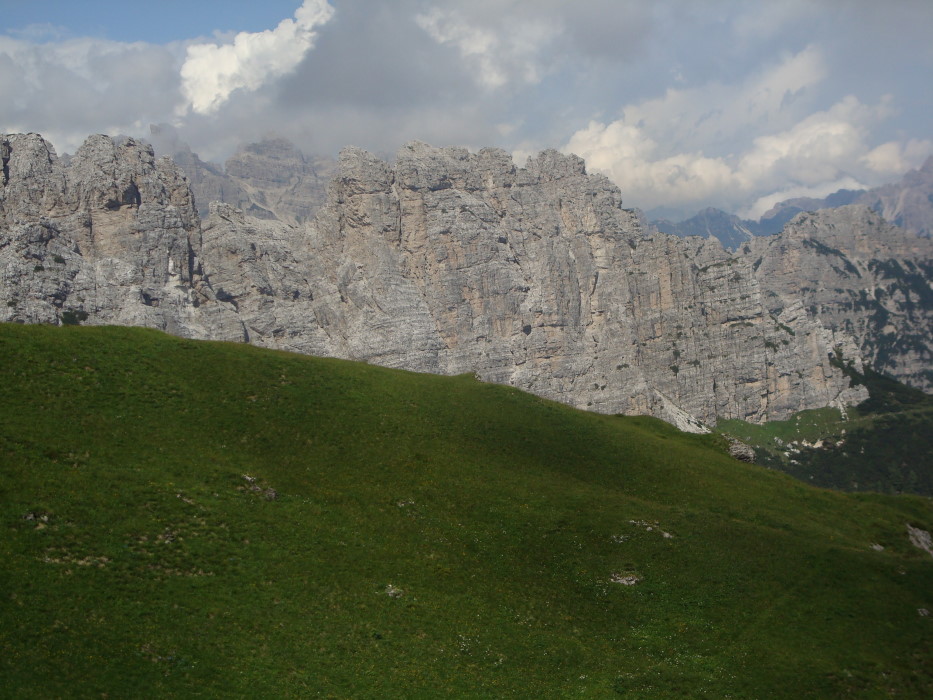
[[654, 157, 933, 250]]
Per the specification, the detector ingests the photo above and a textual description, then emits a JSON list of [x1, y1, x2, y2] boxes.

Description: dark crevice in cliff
[[1, 139, 10, 186]]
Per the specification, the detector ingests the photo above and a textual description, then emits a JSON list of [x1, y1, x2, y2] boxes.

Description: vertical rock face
[[198, 142, 870, 424], [6, 134, 931, 426], [0, 133, 242, 339], [748, 205, 933, 390]]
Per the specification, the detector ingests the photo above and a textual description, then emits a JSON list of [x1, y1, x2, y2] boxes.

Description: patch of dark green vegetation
[[1, 324, 932, 697], [832, 257, 933, 378], [833, 353, 930, 415], [720, 354, 933, 497], [770, 315, 795, 336], [59, 309, 89, 326]]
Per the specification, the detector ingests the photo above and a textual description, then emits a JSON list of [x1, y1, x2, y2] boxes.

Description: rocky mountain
[[653, 207, 757, 251], [0, 132, 241, 340], [747, 205, 933, 390], [757, 189, 865, 234], [858, 156, 933, 239], [661, 156, 933, 250], [3, 132, 931, 428], [148, 125, 333, 225]]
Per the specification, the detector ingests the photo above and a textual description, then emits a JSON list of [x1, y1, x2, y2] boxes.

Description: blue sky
[[2, 0, 932, 219], [0, 1, 302, 43]]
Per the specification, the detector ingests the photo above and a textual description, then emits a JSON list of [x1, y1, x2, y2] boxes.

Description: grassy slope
[[719, 363, 933, 496], [1, 324, 932, 698]]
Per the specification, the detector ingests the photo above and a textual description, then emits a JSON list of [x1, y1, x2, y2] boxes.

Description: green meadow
[[719, 359, 933, 496], [1, 324, 931, 697]]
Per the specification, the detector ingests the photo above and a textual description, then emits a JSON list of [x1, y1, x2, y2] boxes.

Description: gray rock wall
[[196, 141, 871, 425], [748, 205, 933, 390], [6, 133, 930, 428], [0, 133, 243, 339]]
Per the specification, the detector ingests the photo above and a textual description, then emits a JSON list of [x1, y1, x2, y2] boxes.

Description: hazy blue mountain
[[653, 156, 933, 248]]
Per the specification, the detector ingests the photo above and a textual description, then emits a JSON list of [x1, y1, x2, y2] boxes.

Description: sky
[[1, 0, 932, 220]]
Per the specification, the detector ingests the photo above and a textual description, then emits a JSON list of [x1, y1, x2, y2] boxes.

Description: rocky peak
[[0, 133, 241, 337], [336, 146, 394, 194], [217, 137, 332, 226], [524, 149, 588, 182], [0, 133, 67, 221], [225, 137, 310, 185], [747, 204, 933, 390], [147, 127, 334, 226], [7, 133, 932, 428]]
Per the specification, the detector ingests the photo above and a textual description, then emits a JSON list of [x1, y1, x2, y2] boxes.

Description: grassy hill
[[718, 358, 933, 496], [1, 324, 932, 697]]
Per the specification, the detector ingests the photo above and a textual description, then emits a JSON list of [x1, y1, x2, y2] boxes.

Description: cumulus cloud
[[0, 34, 183, 154], [564, 120, 735, 211], [178, 0, 334, 115], [861, 139, 933, 177], [563, 47, 932, 217], [414, 7, 559, 89]]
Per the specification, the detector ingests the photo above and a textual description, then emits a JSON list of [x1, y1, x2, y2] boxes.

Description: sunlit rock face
[[748, 205, 933, 391], [0, 133, 243, 340], [8, 134, 932, 427]]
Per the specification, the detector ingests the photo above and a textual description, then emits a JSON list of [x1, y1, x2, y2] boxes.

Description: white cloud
[[178, 0, 334, 115], [562, 47, 932, 217], [564, 120, 736, 210], [861, 138, 933, 177], [415, 7, 559, 89], [0, 34, 183, 154], [616, 45, 827, 155]]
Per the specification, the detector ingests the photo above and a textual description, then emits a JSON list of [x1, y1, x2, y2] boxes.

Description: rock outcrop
[[149, 126, 332, 225], [5, 134, 931, 428], [858, 156, 933, 239], [747, 205, 933, 390], [194, 142, 871, 424], [0, 133, 243, 340]]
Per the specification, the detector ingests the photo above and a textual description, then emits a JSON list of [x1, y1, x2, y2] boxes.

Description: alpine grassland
[[718, 358, 933, 496], [1, 324, 932, 697]]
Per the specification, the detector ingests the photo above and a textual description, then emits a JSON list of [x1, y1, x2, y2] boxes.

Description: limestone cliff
[[192, 141, 876, 425], [747, 205, 933, 390], [7, 134, 931, 428], [0, 133, 243, 340]]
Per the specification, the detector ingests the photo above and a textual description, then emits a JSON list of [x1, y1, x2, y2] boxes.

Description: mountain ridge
[[1, 132, 930, 427], [655, 156, 933, 250]]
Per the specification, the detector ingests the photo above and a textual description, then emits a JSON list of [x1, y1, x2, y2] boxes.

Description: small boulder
[[728, 438, 756, 463]]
